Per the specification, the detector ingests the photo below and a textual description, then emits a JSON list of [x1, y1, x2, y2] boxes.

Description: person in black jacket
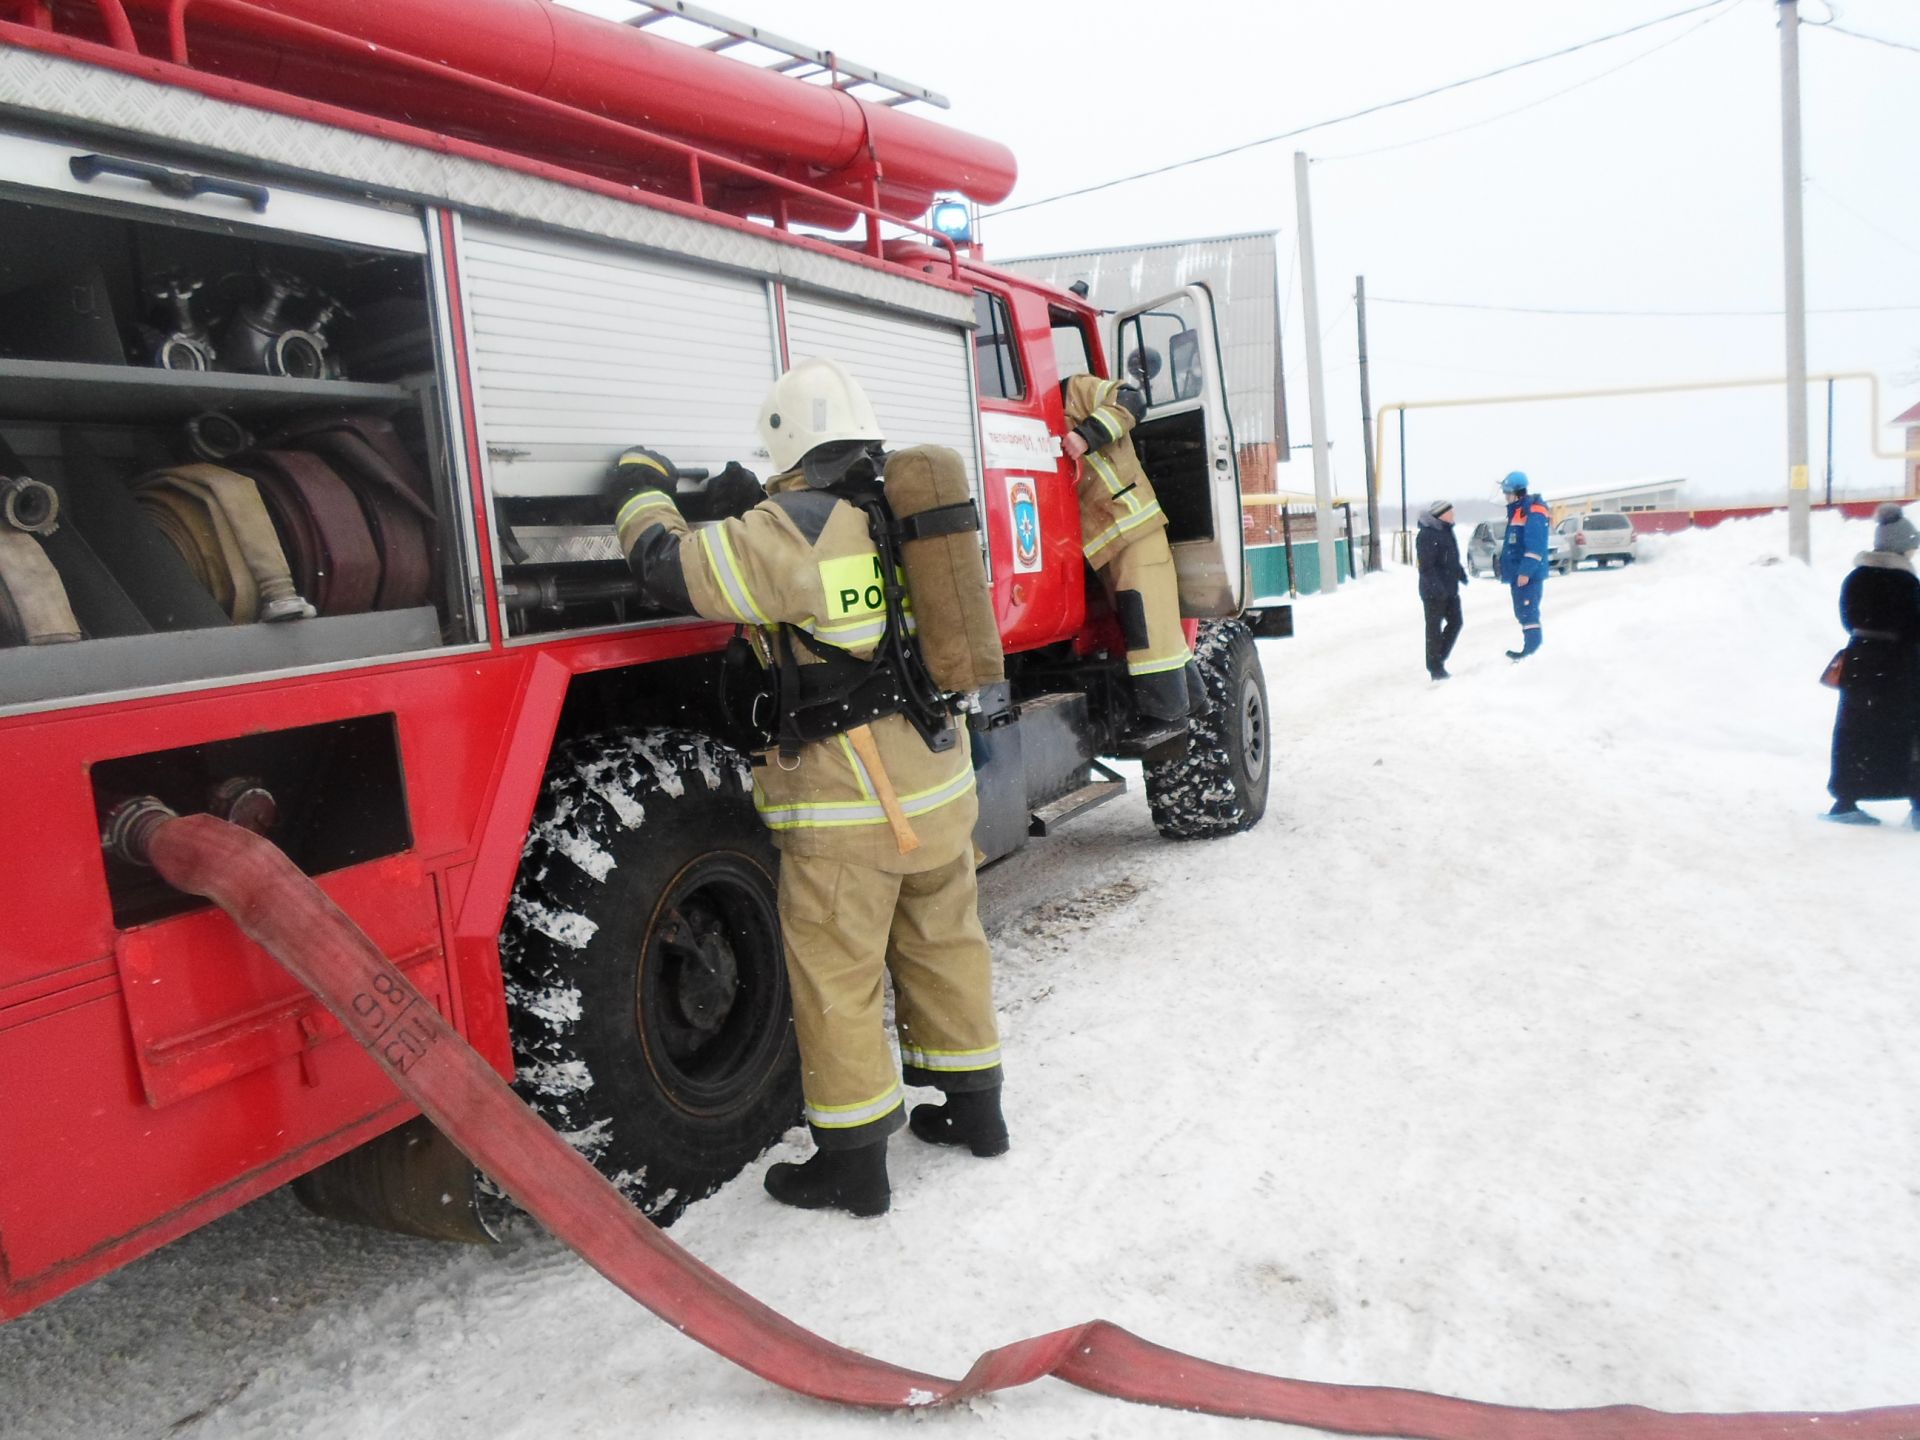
[[1415, 498, 1468, 680], [1824, 503, 1920, 826]]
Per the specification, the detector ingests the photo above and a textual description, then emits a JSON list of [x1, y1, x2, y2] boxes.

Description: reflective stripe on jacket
[[620, 470, 977, 872], [1062, 372, 1166, 571]]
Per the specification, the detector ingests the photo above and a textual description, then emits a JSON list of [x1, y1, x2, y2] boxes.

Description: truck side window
[[972, 290, 1025, 401], [1117, 305, 1200, 410], [1048, 308, 1092, 384]]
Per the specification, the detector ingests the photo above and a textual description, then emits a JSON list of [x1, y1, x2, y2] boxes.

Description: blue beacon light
[[929, 200, 972, 243]]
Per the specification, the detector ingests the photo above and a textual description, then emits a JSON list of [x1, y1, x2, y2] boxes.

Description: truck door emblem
[[1006, 475, 1042, 573]]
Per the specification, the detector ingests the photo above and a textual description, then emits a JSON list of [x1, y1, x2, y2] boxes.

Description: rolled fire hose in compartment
[[96, 805, 1920, 1439], [133, 465, 314, 623], [265, 415, 437, 611], [0, 474, 82, 645]]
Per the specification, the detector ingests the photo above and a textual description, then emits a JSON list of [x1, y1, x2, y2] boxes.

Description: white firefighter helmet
[[758, 357, 885, 477]]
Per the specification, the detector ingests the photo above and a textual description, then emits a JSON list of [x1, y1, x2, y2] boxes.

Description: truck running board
[[1029, 762, 1125, 837]]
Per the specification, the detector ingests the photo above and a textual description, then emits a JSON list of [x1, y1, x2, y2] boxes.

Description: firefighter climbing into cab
[[612, 357, 1009, 1218], [1060, 368, 1201, 733]]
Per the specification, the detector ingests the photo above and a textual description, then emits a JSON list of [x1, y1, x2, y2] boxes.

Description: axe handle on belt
[[845, 723, 920, 855]]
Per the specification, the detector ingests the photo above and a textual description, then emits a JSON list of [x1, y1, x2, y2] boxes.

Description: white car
[[1556, 512, 1638, 569]]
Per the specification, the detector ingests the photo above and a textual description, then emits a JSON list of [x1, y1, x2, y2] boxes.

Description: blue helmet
[[1500, 471, 1529, 494]]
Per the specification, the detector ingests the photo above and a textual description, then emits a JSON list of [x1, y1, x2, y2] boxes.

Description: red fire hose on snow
[[112, 806, 1920, 1439]]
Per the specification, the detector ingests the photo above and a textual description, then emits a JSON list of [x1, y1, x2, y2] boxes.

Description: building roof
[[1546, 477, 1687, 505], [1892, 400, 1920, 426]]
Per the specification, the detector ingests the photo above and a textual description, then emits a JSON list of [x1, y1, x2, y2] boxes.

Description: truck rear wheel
[[1145, 619, 1271, 840], [501, 728, 799, 1223]]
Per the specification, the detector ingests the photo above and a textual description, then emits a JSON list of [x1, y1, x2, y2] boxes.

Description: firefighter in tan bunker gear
[[614, 357, 1006, 1218], [1060, 372, 1194, 722]]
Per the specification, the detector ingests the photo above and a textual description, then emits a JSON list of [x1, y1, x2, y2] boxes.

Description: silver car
[[1467, 520, 1567, 577], [1466, 521, 1501, 577], [1557, 512, 1638, 569]]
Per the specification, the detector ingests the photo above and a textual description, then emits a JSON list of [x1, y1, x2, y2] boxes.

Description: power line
[[1319, 294, 1355, 345], [1369, 295, 1920, 317], [1807, 177, 1920, 262], [1820, 22, 1920, 55], [1322, 2, 1739, 163], [981, 0, 1734, 219]]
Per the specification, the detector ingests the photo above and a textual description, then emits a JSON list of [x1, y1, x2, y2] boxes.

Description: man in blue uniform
[[1498, 471, 1550, 659]]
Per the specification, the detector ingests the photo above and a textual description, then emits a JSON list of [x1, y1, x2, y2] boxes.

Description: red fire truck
[[0, 0, 1273, 1320]]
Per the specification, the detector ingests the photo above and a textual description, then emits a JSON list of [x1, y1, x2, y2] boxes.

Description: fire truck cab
[[0, 0, 1272, 1320]]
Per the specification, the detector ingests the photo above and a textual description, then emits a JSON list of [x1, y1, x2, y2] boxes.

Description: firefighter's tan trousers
[[1099, 527, 1192, 720], [777, 845, 1002, 1149]]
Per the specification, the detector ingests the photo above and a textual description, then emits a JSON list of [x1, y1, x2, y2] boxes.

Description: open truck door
[[1108, 284, 1243, 616]]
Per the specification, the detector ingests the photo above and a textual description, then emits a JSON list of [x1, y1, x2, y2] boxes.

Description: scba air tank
[[881, 447, 1004, 695]]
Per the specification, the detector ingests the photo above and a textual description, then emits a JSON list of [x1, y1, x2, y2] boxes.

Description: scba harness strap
[[766, 485, 970, 764]]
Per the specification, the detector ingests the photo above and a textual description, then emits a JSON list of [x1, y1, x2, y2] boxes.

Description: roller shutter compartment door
[[781, 295, 981, 489], [459, 222, 778, 499]]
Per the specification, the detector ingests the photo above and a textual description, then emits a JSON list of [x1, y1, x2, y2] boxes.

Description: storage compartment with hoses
[[0, 152, 470, 709]]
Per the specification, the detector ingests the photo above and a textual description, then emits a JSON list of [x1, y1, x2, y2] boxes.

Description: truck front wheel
[[1145, 619, 1272, 839], [501, 728, 799, 1223]]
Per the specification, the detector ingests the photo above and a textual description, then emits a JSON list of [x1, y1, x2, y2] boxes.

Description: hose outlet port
[[101, 796, 179, 867]]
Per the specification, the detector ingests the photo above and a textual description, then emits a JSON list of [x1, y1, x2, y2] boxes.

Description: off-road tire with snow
[[1144, 619, 1271, 840], [501, 728, 799, 1223]]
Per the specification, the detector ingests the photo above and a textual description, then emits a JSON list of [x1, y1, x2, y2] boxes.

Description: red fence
[[1625, 500, 1889, 535]]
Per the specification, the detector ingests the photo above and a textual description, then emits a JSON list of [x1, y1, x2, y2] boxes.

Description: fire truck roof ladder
[[611, 1, 951, 109]]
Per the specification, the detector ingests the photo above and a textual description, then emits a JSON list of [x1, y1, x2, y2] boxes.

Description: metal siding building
[[1547, 478, 1688, 518], [997, 231, 1288, 494]]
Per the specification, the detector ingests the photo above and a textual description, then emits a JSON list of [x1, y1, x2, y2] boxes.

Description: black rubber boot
[[763, 1141, 890, 1217], [1822, 798, 1880, 826], [908, 1088, 1010, 1158]]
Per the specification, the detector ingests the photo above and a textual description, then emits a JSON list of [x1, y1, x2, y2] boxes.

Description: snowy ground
[[6, 510, 1918, 1440]]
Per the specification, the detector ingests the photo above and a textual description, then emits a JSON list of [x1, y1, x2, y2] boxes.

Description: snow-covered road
[[6, 511, 1917, 1440]]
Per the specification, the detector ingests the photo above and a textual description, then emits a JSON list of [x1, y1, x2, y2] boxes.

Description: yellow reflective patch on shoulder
[[818, 552, 888, 621]]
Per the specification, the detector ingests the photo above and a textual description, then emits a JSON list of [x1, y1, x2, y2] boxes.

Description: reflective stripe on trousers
[[778, 847, 1001, 1149]]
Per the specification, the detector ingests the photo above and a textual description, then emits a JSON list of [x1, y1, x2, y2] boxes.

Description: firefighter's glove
[[1069, 420, 1109, 455], [679, 461, 765, 523], [609, 445, 679, 501]]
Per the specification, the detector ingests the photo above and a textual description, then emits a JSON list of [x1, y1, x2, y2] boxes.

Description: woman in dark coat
[[1825, 503, 1920, 826]]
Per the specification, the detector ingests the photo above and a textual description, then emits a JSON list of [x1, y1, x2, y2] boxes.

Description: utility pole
[[1779, 0, 1810, 561], [1824, 376, 1835, 505], [1293, 151, 1338, 594], [1398, 410, 1408, 564], [1356, 275, 1381, 573]]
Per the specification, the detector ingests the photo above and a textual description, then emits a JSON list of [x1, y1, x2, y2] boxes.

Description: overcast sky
[[578, 0, 1919, 515]]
